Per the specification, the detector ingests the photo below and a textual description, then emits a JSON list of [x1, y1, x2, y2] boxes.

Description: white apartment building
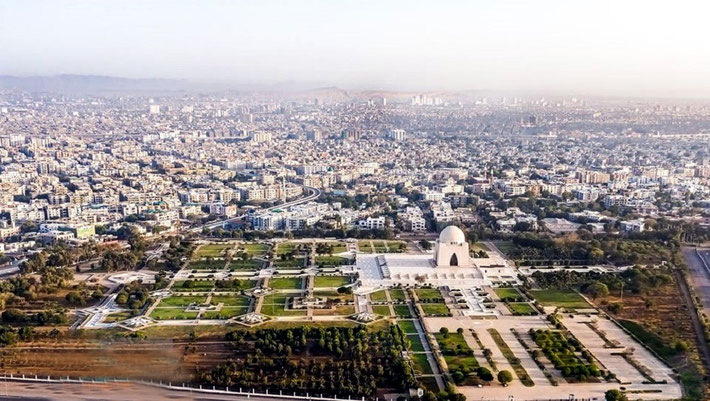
[[358, 216, 386, 230]]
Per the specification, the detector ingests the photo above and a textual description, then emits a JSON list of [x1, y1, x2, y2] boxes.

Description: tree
[[497, 370, 513, 385], [589, 247, 604, 263], [65, 291, 86, 306], [476, 366, 493, 381], [605, 389, 627, 401], [585, 281, 609, 299], [419, 240, 432, 251]]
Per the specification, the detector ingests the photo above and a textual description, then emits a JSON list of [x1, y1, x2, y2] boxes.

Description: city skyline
[[1, 0, 709, 98]]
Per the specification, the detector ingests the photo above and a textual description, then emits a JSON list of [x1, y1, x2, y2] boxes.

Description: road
[[0, 380, 326, 401], [682, 246, 710, 315], [680, 247, 710, 373], [191, 185, 321, 233]]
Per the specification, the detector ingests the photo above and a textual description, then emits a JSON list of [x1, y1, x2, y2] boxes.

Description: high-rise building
[[388, 129, 406, 141], [306, 130, 322, 141]]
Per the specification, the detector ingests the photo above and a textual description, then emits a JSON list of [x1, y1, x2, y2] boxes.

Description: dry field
[[0, 337, 232, 383]]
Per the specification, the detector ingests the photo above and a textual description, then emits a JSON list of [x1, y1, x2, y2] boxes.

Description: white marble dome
[[438, 225, 466, 244]]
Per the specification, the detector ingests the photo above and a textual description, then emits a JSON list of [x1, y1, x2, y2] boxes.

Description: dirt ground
[[0, 338, 232, 383], [598, 277, 702, 368]]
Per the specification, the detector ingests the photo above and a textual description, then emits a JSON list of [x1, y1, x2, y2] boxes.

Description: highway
[[683, 246, 710, 315], [0, 378, 347, 401], [191, 185, 321, 233]]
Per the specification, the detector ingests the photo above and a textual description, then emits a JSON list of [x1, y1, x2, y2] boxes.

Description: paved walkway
[[424, 315, 683, 400]]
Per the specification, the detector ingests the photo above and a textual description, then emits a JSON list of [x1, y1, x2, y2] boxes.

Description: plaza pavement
[[424, 315, 682, 400]]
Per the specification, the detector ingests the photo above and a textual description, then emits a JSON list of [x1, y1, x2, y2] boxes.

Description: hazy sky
[[1, 0, 709, 97]]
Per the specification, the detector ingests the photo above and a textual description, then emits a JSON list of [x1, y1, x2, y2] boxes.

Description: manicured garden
[[273, 258, 305, 268], [276, 242, 298, 255], [488, 328, 534, 386], [397, 320, 418, 334], [314, 275, 350, 288], [210, 295, 251, 307], [358, 241, 374, 253], [228, 259, 263, 270], [188, 259, 226, 270], [158, 295, 207, 307], [530, 289, 590, 309], [420, 303, 451, 317], [507, 302, 538, 316], [372, 305, 391, 316], [394, 305, 412, 318], [369, 290, 388, 302], [386, 241, 406, 253], [435, 329, 490, 386], [410, 353, 433, 374], [202, 306, 248, 319], [239, 243, 270, 255], [314, 256, 350, 266], [414, 288, 443, 303], [530, 329, 601, 381], [494, 287, 525, 302], [173, 279, 215, 292], [149, 308, 199, 320], [195, 244, 233, 258], [269, 277, 303, 290], [389, 288, 407, 301], [406, 334, 426, 352]]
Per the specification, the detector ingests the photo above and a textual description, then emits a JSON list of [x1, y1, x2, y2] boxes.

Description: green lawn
[[313, 290, 351, 302], [202, 306, 248, 319], [421, 303, 451, 317], [373, 245, 388, 253], [158, 295, 207, 307], [494, 287, 523, 300], [273, 258, 304, 268], [530, 289, 590, 309], [414, 288, 442, 301], [394, 305, 412, 318], [195, 244, 233, 258], [492, 241, 517, 256], [314, 275, 350, 288], [314, 256, 350, 266], [472, 242, 490, 252], [325, 242, 348, 254], [210, 295, 251, 307], [410, 353, 433, 374], [312, 305, 356, 316], [507, 302, 538, 315], [228, 259, 263, 270], [369, 290, 388, 302], [269, 277, 303, 290], [103, 311, 134, 323], [172, 280, 215, 292], [358, 241, 374, 253], [407, 334, 426, 352], [434, 332, 479, 378], [386, 241, 407, 253], [214, 279, 257, 291], [263, 294, 291, 304], [372, 305, 391, 316], [188, 259, 226, 270], [398, 320, 419, 334], [276, 242, 298, 255], [239, 243, 270, 255], [261, 302, 307, 317], [389, 288, 407, 301], [150, 308, 199, 320]]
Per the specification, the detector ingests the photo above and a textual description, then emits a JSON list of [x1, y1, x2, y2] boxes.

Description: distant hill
[[0, 74, 189, 95]]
